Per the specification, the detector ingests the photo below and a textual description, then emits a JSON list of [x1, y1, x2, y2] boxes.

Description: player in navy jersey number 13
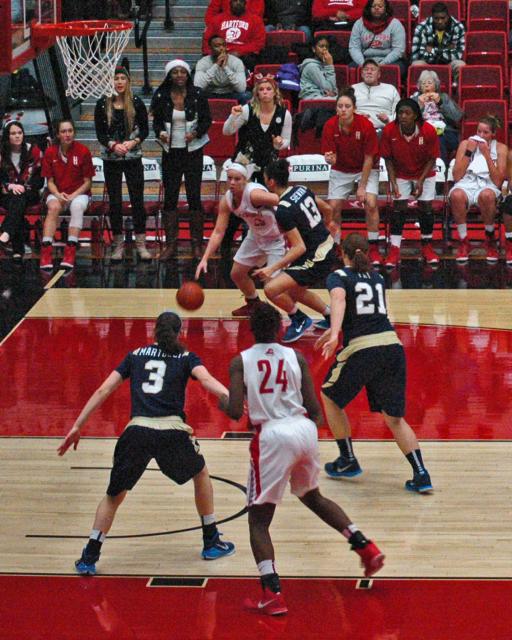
[[58, 311, 235, 575], [315, 233, 433, 493], [220, 303, 384, 616]]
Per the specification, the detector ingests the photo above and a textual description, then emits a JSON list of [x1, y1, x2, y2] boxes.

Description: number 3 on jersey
[[258, 359, 288, 394], [142, 360, 166, 394]]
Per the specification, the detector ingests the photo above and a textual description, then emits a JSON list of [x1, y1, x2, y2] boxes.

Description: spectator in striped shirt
[[411, 2, 465, 82]]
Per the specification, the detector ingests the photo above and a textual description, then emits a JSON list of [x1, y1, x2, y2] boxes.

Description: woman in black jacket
[[94, 65, 150, 261], [0, 120, 43, 263], [151, 59, 212, 259]]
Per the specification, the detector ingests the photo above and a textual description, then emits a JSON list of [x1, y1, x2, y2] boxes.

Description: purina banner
[[287, 154, 331, 182]]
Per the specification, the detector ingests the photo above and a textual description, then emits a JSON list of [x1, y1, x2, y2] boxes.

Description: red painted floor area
[[1, 318, 511, 439], [1, 575, 511, 640]]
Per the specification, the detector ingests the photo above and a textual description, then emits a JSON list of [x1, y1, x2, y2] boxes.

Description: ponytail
[[155, 311, 185, 355], [342, 232, 371, 273]]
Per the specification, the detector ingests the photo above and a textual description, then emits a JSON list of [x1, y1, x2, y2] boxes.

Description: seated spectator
[[205, 0, 263, 23], [349, 0, 406, 77], [0, 121, 43, 264], [264, 0, 313, 43], [299, 35, 337, 100], [410, 69, 462, 163], [411, 1, 465, 82], [40, 119, 95, 271], [380, 99, 440, 268], [312, 0, 366, 32], [202, 0, 266, 71], [351, 59, 400, 135], [194, 35, 251, 104], [449, 115, 507, 263]]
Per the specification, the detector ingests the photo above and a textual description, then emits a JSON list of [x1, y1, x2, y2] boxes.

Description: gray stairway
[[74, 0, 209, 157]]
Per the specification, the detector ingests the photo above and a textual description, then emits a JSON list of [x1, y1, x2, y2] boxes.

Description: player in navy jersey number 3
[[58, 311, 235, 575], [220, 303, 384, 616], [315, 233, 433, 493]]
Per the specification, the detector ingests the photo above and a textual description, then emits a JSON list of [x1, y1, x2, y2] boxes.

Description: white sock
[[506, 233, 512, 240], [42, 236, 53, 245], [257, 559, 275, 576], [457, 224, 467, 240], [67, 235, 79, 244], [201, 513, 216, 525], [341, 523, 359, 540], [368, 231, 379, 241], [323, 305, 330, 316], [90, 529, 105, 543], [485, 225, 495, 235], [390, 235, 402, 248]]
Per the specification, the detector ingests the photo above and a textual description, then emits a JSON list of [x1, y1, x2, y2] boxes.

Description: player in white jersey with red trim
[[195, 162, 285, 316], [220, 302, 385, 616]]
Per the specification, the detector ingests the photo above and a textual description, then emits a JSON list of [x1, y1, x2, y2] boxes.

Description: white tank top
[[467, 139, 497, 179], [226, 182, 283, 243], [241, 342, 306, 425]]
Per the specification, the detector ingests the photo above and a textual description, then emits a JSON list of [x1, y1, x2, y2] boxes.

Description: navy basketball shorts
[[321, 343, 406, 417], [107, 425, 205, 496], [284, 248, 337, 288]]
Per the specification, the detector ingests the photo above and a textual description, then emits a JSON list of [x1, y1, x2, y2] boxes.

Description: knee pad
[[390, 209, 407, 236], [68, 197, 88, 230]]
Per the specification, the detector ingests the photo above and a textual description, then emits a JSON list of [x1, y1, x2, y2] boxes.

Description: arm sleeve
[[363, 121, 379, 157], [426, 126, 440, 159], [152, 94, 166, 137], [26, 146, 44, 191], [223, 104, 249, 134], [312, 0, 332, 19], [348, 21, 366, 66], [412, 22, 433, 62], [303, 63, 337, 96], [115, 353, 132, 379], [280, 110, 293, 149], [94, 98, 111, 148], [451, 22, 465, 61], [379, 20, 406, 64], [134, 97, 149, 142]]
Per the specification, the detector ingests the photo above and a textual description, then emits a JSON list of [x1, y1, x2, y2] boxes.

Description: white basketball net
[[56, 27, 132, 100]]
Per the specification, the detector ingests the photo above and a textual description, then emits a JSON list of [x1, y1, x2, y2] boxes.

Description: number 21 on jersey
[[355, 282, 387, 315], [258, 359, 288, 394]]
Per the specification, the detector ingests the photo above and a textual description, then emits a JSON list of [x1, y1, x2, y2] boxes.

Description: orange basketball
[[176, 281, 205, 311]]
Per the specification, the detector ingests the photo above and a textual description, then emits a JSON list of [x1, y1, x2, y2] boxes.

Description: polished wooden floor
[[1, 286, 511, 638]]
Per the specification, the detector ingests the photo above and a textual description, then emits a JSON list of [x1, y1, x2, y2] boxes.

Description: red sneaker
[[39, 244, 53, 270], [61, 244, 77, 269], [231, 297, 263, 317], [421, 243, 440, 265], [485, 240, 499, 263], [506, 242, 512, 266], [385, 245, 400, 268], [244, 588, 288, 616], [355, 541, 385, 578], [368, 243, 383, 266], [455, 238, 470, 262]]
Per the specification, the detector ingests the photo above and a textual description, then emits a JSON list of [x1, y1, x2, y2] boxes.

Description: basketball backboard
[[0, 0, 60, 75]]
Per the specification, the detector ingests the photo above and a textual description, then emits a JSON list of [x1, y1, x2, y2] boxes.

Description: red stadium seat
[[293, 127, 323, 155], [253, 64, 281, 77], [334, 64, 349, 90], [313, 30, 350, 50], [467, 0, 509, 32], [357, 65, 401, 93], [419, 0, 461, 22], [207, 99, 237, 121], [265, 30, 306, 48], [407, 65, 452, 96], [465, 32, 508, 82], [461, 99, 508, 144], [204, 121, 237, 163], [458, 66, 503, 103], [297, 98, 337, 112], [388, 0, 412, 51]]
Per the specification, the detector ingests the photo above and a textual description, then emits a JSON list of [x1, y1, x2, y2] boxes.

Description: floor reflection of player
[[58, 311, 235, 575], [220, 303, 384, 616], [316, 232, 433, 493]]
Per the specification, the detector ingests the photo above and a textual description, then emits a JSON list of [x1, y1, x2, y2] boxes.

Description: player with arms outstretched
[[58, 311, 235, 575], [316, 232, 433, 493], [220, 303, 384, 616]]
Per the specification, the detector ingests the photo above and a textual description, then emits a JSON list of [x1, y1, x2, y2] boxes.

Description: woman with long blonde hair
[[95, 65, 150, 261]]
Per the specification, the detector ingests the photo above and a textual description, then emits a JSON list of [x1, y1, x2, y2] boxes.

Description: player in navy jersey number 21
[[58, 311, 235, 575], [315, 233, 433, 493], [220, 303, 384, 616]]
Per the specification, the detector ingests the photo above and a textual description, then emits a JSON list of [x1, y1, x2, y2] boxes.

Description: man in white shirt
[[351, 59, 400, 136]]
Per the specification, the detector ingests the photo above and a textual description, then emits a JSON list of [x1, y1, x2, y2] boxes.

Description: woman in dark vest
[[151, 59, 212, 260], [221, 74, 292, 279], [94, 65, 150, 261]]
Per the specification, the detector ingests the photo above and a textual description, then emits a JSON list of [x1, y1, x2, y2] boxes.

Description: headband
[[165, 59, 191, 76], [226, 162, 249, 178]]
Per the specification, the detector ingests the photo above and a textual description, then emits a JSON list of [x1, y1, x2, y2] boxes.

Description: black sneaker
[[324, 456, 362, 478], [405, 471, 433, 493]]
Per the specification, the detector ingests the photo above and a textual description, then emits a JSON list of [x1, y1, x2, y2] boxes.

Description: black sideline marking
[[148, 577, 207, 588], [356, 579, 373, 589], [222, 432, 253, 440]]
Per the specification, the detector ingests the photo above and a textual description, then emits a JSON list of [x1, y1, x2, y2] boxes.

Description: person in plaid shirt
[[411, 1, 465, 81]]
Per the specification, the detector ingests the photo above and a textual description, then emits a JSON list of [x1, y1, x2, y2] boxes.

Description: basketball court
[[1, 286, 511, 638]]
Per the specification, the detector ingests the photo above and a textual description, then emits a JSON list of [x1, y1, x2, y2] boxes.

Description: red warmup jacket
[[312, 0, 365, 22], [205, 0, 264, 23], [202, 10, 266, 55]]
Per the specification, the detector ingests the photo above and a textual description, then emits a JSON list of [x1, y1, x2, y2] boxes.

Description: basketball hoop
[[32, 20, 133, 100]]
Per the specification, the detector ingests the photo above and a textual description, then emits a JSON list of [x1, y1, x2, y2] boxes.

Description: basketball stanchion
[[32, 20, 133, 99]]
